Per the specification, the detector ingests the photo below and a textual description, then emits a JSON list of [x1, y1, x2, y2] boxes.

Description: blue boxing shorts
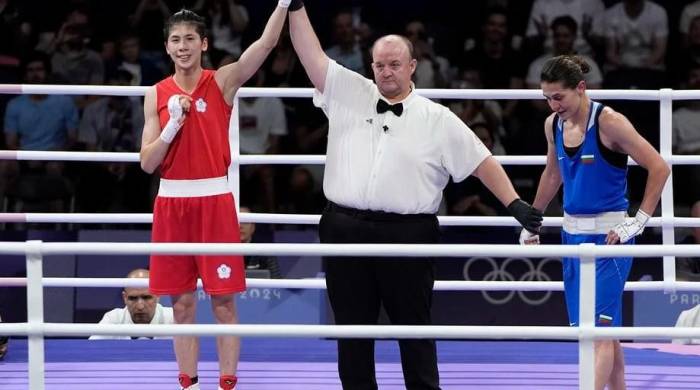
[[562, 231, 633, 327]]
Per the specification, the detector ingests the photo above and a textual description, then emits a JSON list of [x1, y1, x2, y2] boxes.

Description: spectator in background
[[49, 7, 104, 86], [2, 52, 77, 214], [240, 205, 282, 278], [325, 9, 366, 75], [4, 51, 78, 153], [128, 0, 171, 74], [79, 69, 144, 153], [278, 166, 325, 216], [459, 7, 525, 128], [0, 0, 32, 83], [193, 0, 249, 64], [263, 27, 309, 89], [603, 0, 668, 89], [404, 20, 450, 88], [77, 69, 150, 214], [526, 16, 603, 91], [679, 0, 700, 47], [672, 65, 700, 204], [449, 67, 506, 155], [675, 16, 700, 87], [672, 66, 700, 155], [524, 0, 605, 58], [238, 67, 288, 212], [112, 33, 163, 87], [89, 269, 174, 340], [676, 200, 700, 282]]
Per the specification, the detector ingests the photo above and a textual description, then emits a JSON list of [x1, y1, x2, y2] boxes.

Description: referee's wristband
[[289, 0, 304, 11]]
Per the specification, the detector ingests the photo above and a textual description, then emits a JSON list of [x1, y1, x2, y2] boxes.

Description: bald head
[[372, 35, 414, 63], [127, 268, 149, 279]]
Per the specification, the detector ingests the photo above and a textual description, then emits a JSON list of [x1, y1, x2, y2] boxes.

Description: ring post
[[658, 88, 676, 292], [579, 243, 596, 390], [26, 240, 45, 390]]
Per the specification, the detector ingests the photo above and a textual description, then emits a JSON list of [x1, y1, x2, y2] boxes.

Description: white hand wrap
[[278, 0, 291, 8], [611, 209, 650, 244], [160, 95, 185, 144], [519, 228, 540, 245]]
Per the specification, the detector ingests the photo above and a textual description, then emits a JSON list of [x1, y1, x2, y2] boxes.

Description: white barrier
[[2, 212, 700, 227], [1, 84, 699, 390], [1, 276, 699, 291], [1, 240, 699, 390]]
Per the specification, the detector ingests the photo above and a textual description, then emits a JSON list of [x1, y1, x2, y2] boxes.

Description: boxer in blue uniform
[[522, 55, 670, 390]]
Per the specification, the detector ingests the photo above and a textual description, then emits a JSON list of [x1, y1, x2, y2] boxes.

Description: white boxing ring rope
[[1, 85, 700, 390], [1, 242, 700, 390]]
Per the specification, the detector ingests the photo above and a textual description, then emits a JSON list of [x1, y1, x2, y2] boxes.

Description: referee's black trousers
[[320, 202, 441, 390]]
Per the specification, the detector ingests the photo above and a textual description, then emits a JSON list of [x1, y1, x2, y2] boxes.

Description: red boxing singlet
[[156, 69, 232, 179]]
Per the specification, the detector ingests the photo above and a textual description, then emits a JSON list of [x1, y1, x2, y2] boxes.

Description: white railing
[[0, 86, 695, 291], [1, 241, 700, 390], [2, 85, 700, 390], [3, 212, 700, 227], [2, 276, 700, 291]]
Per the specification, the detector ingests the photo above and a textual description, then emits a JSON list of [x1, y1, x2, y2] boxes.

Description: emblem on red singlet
[[195, 98, 207, 113], [217, 264, 231, 279]]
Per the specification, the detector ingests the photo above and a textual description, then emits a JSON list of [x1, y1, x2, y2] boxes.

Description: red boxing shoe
[[219, 375, 238, 390], [178, 374, 200, 390]]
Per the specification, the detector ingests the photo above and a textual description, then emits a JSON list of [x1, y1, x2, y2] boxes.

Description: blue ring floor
[[3, 338, 700, 389]]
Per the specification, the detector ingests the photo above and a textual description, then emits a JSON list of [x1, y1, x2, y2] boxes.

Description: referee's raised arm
[[288, 1, 330, 93]]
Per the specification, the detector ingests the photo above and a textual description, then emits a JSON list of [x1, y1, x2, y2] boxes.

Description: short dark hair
[[550, 15, 578, 34], [21, 51, 51, 74], [540, 55, 590, 89], [163, 9, 207, 42]]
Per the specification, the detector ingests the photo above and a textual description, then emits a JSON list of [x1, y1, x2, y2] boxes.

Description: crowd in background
[[0, 0, 699, 232]]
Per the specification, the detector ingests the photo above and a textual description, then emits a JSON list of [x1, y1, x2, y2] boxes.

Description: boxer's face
[[541, 80, 585, 120], [166, 23, 208, 71]]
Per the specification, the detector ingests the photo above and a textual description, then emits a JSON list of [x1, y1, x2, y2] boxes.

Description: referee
[[288, 2, 543, 389]]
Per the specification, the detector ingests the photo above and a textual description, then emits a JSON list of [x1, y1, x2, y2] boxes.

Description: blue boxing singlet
[[554, 101, 629, 215]]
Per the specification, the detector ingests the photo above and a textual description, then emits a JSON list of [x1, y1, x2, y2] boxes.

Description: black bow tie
[[376, 99, 403, 116]]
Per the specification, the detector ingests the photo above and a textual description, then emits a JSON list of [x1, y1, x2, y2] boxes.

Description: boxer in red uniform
[[139, 2, 295, 389]]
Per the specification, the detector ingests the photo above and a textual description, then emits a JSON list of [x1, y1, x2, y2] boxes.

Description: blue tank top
[[554, 101, 629, 215]]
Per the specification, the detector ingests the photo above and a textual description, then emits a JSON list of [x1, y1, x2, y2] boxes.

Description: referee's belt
[[326, 201, 435, 222], [562, 211, 626, 234], [158, 176, 230, 198]]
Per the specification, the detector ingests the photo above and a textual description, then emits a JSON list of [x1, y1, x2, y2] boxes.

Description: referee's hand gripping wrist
[[507, 198, 543, 234], [160, 94, 188, 144]]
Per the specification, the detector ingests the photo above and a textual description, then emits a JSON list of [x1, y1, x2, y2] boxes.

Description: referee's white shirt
[[313, 60, 491, 214]]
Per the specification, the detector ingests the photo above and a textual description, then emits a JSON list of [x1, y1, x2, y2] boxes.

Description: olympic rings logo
[[462, 257, 560, 305]]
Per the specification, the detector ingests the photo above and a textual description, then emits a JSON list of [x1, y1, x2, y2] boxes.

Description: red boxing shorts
[[149, 177, 245, 296]]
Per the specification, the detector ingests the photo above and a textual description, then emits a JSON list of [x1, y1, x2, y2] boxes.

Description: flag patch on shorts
[[598, 314, 613, 325], [581, 154, 595, 164]]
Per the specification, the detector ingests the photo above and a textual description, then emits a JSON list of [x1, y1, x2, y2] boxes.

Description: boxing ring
[[1, 85, 700, 389]]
